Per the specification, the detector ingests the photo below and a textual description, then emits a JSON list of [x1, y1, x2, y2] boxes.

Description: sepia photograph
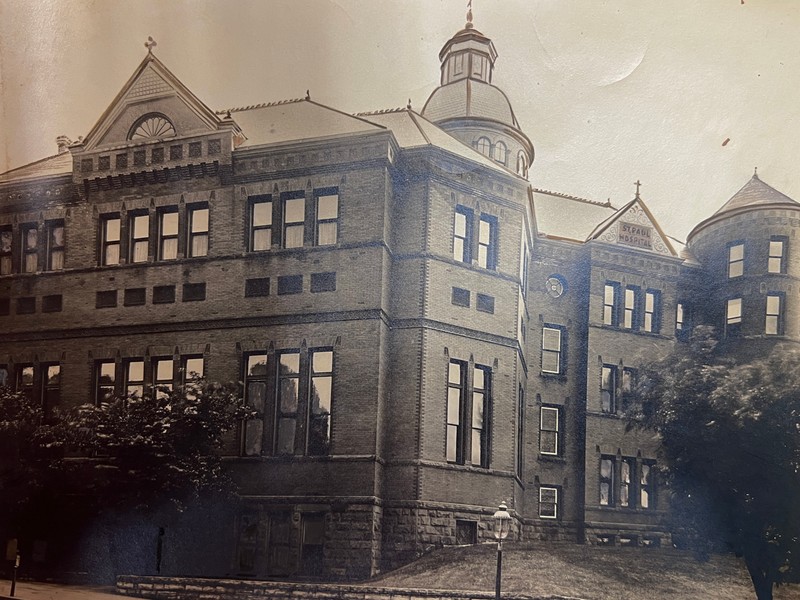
[[0, 2, 799, 599]]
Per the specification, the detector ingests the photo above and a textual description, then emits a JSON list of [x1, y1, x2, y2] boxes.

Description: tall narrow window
[[158, 210, 179, 260], [446, 360, 466, 464], [0, 227, 12, 275], [640, 462, 654, 509], [516, 385, 524, 477], [516, 151, 527, 177], [765, 293, 784, 335], [249, 196, 272, 251], [728, 242, 744, 278], [539, 487, 558, 519], [620, 458, 635, 507], [676, 302, 686, 334], [101, 216, 121, 266], [768, 237, 787, 274], [276, 352, 300, 455], [601, 365, 617, 413], [188, 205, 209, 257], [42, 364, 61, 416], [308, 349, 333, 456], [493, 141, 507, 165], [95, 361, 116, 404], [16, 365, 34, 400], [315, 192, 338, 246], [623, 286, 640, 329], [541, 326, 563, 375], [153, 358, 174, 399], [478, 215, 497, 270], [622, 367, 637, 404], [129, 213, 149, 263], [453, 207, 472, 263], [471, 365, 490, 467], [47, 221, 64, 270], [726, 297, 742, 337], [644, 290, 661, 333], [539, 406, 559, 456], [243, 354, 268, 456], [283, 195, 305, 249], [600, 456, 615, 506], [125, 360, 145, 398], [21, 224, 38, 273], [182, 356, 204, 399], [476, 137, 491, 157], [603, 283, 620, 326]]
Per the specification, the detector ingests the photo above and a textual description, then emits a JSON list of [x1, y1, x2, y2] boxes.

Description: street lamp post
[[493, 502, 511, 600]]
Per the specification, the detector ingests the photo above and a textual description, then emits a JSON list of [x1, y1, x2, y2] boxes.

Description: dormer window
[[129, 113, 176, 141]]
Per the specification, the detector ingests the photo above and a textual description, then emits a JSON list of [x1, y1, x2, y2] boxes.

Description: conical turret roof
[[712, 173, 798, 217]]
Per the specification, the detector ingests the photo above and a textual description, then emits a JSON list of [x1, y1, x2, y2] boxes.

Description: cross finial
[[145, 36, 157, 53], [634, 179, 642, 199], [466, 0, 474, 28]]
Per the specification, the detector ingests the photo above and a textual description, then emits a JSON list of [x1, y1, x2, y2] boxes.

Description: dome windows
[[476, 137, 491, 157], [516, 151, 528, 177], [493, 141, 507, 165]]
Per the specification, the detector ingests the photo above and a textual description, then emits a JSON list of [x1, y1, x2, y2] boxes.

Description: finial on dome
[[753, 166, 759, 179], [466, 0, 474, 28], [634, 179, 642, 199], [145, 36, 157, 53]]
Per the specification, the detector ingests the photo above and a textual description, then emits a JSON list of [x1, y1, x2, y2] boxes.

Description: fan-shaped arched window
[[476, 137, 491, 157], [493, 141, 508, 165], [516, 151, 528, 177], [129, 113, 176, 141]]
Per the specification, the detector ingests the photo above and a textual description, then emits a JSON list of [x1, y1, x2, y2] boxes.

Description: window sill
[[539, 372, 567, 382], [537, 454, 565, 464]]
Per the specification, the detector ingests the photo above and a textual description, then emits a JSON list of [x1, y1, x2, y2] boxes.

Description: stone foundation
[[117, 575, 581, 600]]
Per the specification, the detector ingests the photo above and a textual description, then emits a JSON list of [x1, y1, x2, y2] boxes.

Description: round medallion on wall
[[545, 275, 567, 298]]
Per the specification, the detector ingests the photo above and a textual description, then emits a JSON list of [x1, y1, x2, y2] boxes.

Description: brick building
[[1, 17, 797, 580]]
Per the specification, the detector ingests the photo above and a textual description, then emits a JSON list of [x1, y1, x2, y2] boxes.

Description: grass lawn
[[368, 541, 800, 600]]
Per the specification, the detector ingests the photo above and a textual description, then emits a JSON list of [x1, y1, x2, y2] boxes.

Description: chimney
[[56, 135, 72, 154]]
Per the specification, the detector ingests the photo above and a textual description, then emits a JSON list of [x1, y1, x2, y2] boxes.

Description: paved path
[[0, 579, 142, 599]]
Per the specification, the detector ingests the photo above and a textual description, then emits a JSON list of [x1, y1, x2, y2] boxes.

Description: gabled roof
[[0, 152, 72, 185], [711, 173, 798, 216], [586, 196, 677, 257], [531, 188, 617, 241], [221, 99, 385, 148], [81, 50, 229, 150]]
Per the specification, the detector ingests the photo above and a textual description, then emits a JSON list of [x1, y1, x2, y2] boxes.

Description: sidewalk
[[0, 580, 142, 600]]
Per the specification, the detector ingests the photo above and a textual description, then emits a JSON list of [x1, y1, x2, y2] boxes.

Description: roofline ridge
[[216, 97, 306, 114], [532, 187, 614, 208], [354, 107, 407, 116], [0, 152, 67, 178]]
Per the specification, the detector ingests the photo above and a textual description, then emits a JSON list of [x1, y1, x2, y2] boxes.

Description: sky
[[1, 0, 799, 240]]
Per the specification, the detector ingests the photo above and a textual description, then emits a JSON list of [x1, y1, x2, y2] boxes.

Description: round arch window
[[493, 141, 507, 165], [129, 113, 176, 141], [476, 137, 491, 157]]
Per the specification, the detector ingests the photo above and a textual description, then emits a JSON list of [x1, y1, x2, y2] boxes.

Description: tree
[[631, 327, 800, 600], [0, 379, 251, 580]]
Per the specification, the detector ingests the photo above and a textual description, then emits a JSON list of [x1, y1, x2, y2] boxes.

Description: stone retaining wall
[[117, 575, 585, 600]]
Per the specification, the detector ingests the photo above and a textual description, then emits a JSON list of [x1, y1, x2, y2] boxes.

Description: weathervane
[[466, 0, 473, 28], [634, 179, 642, 199], [145, 36, 157, 53]]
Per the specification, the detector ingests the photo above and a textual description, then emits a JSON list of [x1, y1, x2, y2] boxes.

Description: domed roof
[[422, 78, 519, 128]]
